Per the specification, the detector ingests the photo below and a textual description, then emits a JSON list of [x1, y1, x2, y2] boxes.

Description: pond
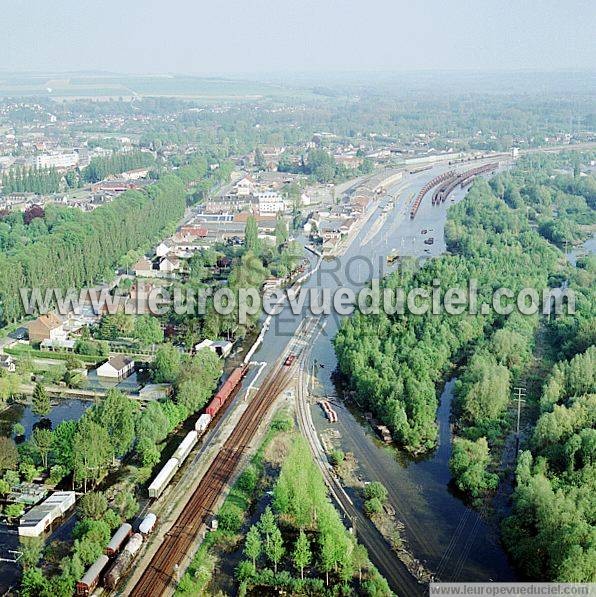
[[0, 398, 91, 440]]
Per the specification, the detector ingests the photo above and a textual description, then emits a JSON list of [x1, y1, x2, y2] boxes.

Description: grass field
[[0, 72, 311, 100]]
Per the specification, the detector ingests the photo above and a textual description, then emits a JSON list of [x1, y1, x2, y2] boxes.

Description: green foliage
[[32, 382, 50, 416], [449, 437, 499, 498], [0, 174, 185, 325], [78, 492, 108, 520], [174, 349, 222, 413], [364, 482, 388, 503], [244, 215, 260, 255], [91, 389, 138, 458], [152, 343, 182, 383], [82, 150, 154, 183], [133, 315, 164, 345], [0, 436, 19, 472], [2, 166, 60, 195], [31, 428, 52, 469]]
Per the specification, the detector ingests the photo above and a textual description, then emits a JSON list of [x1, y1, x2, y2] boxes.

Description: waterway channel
[[249, 164, 519, 584]]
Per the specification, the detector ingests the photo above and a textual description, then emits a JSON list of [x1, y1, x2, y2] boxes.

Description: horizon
[[3, 0, 595, 74]]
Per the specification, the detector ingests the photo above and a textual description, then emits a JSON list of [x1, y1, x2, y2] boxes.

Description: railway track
[[129, 319, 319, 597], [295, 336, 423, 597]]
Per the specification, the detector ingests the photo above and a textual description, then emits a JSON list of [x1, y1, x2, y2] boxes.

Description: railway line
[[295, 336, 423, 597], [129, 318, 320, 597]]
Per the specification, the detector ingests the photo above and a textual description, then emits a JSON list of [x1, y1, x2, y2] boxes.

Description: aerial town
[[0, 3, 594, 597]]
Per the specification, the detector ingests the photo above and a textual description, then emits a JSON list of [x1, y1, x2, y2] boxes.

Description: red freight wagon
[[205, 364, 248, 417]]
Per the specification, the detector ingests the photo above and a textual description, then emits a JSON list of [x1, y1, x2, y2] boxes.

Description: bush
[[217, 503, 244, 533], [49, 465, 66, 485], [236, 465, 258, 495], [329, 449, 345, 466], [364, 497, 383, 517], [364, 482, 388, 504]]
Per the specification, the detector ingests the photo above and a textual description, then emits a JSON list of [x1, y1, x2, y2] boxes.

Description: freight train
[[148, 363, 249, 499], [76, 513, 156, 596]]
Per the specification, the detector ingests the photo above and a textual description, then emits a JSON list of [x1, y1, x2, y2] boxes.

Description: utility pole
[[513, 386, 526, 454]]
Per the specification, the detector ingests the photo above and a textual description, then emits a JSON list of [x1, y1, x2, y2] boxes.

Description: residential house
[[133, 258, 155, 278], [159, 256, 181, 274], [194, 339, 233, 358], [96, 355, 135, 380], [27, 313, 65, 345], [155, 239, 174, 258]]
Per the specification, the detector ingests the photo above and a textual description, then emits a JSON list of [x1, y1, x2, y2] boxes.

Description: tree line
[[0, 173, 186, 325], [2, 166, 61, 195], [82, 150, 155, 183]]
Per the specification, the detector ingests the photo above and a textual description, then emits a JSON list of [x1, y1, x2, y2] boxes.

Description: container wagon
[[76, 554, 109, 596], [103, 533, 143, 590], [206, 364, 249, 418], [173, 430, 198, 465], [105, 522, 132, 557], [139, 512, 157, 535], [195, 413, 212, 434], [148, 457, 179, 498]]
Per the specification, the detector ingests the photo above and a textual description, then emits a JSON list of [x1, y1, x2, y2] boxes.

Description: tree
[[352, 543, 369, 582], [92, 389, 138, 459], [254, 147, 266, 171], [320, 532, 336, 586], [0, 479, 10, 495], [52, 420, 77, 473], [31, 428, 52, 469], [78, 492, 108, 521], [152, 343, 181, 383], [5, 502, 24, 521], [19, 537, 44, 571], [274, 213, 289, 248], [174, 349, 222, 413], [244, 525, 262, 569], [133, 315, 164, 346], [32, 382, 50, 416], [293, 529, 311, 579], [267, 526, 284, 573], [72, 417, 113, 492], [364, 482, 388, 504], [12, 422, 25, 438], [0, 436, 19, 473], [19, 567, 48, 597], [449, 437, 499, 498], [258, 506, 277, 549], [244, 214, 261, 255]]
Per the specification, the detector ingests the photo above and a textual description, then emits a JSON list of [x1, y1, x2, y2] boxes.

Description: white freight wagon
[[172, 430, 198, 464], [148, 457, 179, 498], [139, 512, 157, 535], [195, 413, 212, 434]]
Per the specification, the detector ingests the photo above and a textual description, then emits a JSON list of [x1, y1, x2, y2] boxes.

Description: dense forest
[[335, 176, 560, 453], [0, 173, 185, 325]]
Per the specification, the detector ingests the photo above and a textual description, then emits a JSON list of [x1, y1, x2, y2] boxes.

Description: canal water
[[251, 164, 519, 582]]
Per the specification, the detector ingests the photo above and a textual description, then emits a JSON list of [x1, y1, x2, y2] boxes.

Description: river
[[248, 164, 518, 584]]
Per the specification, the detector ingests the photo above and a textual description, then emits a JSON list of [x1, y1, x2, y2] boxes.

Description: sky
[[1, 0, 595, 75]]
